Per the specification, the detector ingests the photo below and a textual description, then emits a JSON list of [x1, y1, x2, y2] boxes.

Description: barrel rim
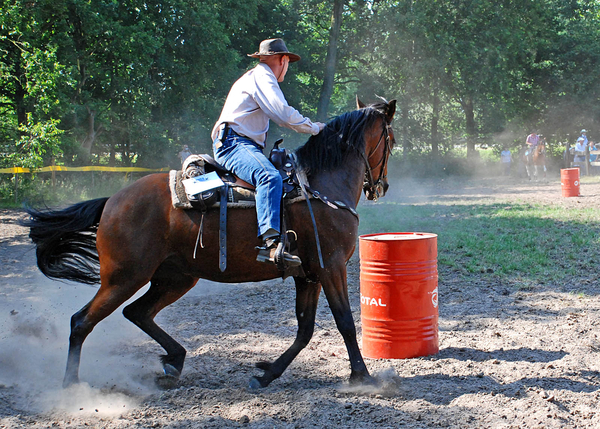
[[359, 232, 438, 242]]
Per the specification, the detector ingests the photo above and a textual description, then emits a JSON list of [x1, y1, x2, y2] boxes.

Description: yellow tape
[[0, 166, 169, 174], [0, 167, 30, 173]]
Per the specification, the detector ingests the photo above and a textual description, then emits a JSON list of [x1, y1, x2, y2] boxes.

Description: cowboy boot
[[256, 238, 302, 267]]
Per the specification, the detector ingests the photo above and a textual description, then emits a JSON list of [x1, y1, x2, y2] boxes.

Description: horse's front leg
[[250, 277, 321, 389], [320, 262, 373, 385]]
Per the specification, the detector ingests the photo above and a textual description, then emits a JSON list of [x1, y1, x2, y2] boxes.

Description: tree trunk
[[462, 96, 476, 157], [81, 107, 103, 156], [7, 43, 27, 127], [431, 81, 440, 160], [316, 0, 344, 122], [108, 134, 116, 167], [402, 100, 410, 158], [67, 3, 88, 102]]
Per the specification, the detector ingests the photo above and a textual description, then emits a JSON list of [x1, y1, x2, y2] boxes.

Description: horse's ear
[[386, 100, 397, 122], [356, 96, 366, 109]]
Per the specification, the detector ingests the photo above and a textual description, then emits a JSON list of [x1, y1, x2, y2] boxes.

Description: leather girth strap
[[219, 184, 228, 272]]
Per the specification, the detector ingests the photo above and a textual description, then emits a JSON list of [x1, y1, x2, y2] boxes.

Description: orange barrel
[[359, 232, 438, 359], [561, 168, 580, 197]]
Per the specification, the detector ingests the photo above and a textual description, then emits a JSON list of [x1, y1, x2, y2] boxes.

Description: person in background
[[574, 137, 587, 173], [500, 147, 512, 176], [178, 145, 192, 166], [525, 131, 539, 165], [589, 141, 598, 174], [579, 129, 588, 146], [564, 141, 574, 167], [526, 131, 539, 149], [589, 141, 597, 162]]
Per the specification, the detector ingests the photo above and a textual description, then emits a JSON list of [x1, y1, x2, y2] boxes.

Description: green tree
[[0, 0, 70, 167]]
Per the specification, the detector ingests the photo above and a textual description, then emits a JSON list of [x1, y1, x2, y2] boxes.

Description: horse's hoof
[[248, 377, 263, 390], [62, 376, 80, 389], [156, 374, 179, 390], [163, 363, 181, 378], [155, 364, 181, 390], [350, 372, 378, 387], [364, 375, 379, 387]]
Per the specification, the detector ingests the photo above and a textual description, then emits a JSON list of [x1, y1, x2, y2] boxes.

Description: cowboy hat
[[248, 38, 301, 63]]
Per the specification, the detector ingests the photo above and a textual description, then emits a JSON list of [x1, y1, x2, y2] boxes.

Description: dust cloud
[[0, 229, 242, 417], [0, 246, 158, 416], [336, 368, 403, 397]]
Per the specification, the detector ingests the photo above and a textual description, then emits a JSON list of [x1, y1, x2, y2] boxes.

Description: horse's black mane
[[294, 102, 389, 176]]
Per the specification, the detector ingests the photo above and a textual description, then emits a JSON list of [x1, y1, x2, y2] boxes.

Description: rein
[[362, 120, 392, 201]]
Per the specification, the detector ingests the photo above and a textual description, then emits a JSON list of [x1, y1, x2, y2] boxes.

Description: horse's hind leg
[[250, 276, 322, 389], [64, 281, 146, 387], [122, 267, 198, 388]]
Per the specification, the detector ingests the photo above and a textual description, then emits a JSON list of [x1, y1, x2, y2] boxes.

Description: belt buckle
[[215, 123, 227, 150], [217, 123, 227, 139]]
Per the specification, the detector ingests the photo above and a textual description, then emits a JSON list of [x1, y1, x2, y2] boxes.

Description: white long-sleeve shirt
[[211, 63, 320, 147], [575, 141, 587, 153]]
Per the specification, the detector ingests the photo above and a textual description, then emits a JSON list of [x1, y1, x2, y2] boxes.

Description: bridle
[[362, 118, 393, 201], [531, 143, 545, 162], [537, 143, 546, 156]]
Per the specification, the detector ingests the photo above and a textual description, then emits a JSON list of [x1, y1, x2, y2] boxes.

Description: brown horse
[[24, 98, 397, 389], [524, 141, 547, 180]]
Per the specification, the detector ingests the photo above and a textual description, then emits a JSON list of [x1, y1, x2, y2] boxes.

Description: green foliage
[[9, 116, 64, 168], [2, 0, 600, 192]]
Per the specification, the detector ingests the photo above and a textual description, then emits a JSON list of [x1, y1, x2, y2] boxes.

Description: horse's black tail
[[22, 198, 109, 285]]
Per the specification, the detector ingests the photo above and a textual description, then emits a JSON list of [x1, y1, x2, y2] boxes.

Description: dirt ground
[[1, 174, 600, 428]]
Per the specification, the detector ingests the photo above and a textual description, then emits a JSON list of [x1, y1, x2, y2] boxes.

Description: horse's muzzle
[[365, 180, 388, 201]]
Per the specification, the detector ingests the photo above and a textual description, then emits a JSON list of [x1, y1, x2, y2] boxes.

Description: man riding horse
[[525, 131, 539, 165], [211, 38, 326, 267], [523, 132, 547, 180]]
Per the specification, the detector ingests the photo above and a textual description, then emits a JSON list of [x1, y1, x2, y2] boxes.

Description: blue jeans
[[213, 131, 282, 237]]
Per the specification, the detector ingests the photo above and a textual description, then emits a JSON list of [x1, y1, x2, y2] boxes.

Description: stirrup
[[256, 241, 302, 269]]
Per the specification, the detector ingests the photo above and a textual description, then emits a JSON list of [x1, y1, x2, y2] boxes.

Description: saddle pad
[[169, 170, 256, 210], [169, 170, 193, 209]]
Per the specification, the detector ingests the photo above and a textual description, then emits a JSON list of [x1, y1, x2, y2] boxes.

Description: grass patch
[[357, 200, 600, 286]]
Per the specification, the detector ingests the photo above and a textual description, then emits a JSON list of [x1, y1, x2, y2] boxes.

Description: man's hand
[[315, 122, 326, 132]]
